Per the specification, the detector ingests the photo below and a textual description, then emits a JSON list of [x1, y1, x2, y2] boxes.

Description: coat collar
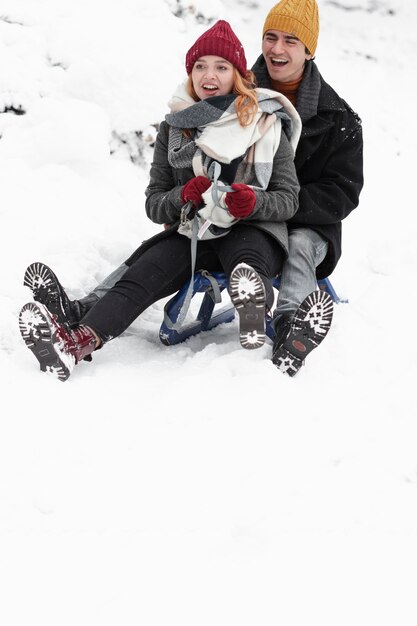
[[251, 56, 345, 126]]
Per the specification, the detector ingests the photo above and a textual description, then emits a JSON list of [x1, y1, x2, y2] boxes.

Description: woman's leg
[[211, 225, 284, 349], [80, 234, 220, 342], [19, 235, 221, 380], [213, 225, 284, 310]]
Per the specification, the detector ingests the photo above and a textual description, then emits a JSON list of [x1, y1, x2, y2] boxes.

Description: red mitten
[[181, 176, 211, 207], [225, 183, 256, 218]]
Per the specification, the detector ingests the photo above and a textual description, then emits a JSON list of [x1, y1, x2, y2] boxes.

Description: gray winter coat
[[144, 120, 300, 257]]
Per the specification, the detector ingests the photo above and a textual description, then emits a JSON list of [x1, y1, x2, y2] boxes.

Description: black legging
[[81, 225, 284, 342]]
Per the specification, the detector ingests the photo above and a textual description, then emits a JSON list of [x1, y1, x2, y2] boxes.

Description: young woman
[[19, 20, 301, 381]]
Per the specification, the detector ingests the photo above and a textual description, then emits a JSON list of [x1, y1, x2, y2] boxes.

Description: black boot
[[229, 262, 266, 349], [272, 290, 334, 376], [271, 313, 293, 353], [23, 262, 98, 329]]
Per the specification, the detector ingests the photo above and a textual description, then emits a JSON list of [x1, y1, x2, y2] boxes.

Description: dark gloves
[[181, 176, 211, 207], [225, 183, 256, 218]]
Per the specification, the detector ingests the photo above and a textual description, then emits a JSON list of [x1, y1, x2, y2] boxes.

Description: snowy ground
[[1, 1, 416, 624]]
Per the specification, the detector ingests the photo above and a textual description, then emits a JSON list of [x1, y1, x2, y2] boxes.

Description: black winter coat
[[252, 56, 364, 278]]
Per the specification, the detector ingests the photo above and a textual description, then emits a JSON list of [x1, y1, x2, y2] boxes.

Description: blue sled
[[159, 272, 347, 346]]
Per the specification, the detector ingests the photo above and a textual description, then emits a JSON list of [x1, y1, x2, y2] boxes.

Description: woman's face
[[191, 56, 235, 100]]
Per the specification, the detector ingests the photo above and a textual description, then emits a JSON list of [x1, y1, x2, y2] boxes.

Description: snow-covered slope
[[0, 1, 416, 624]]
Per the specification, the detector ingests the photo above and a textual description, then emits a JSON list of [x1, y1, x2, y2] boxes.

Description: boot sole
[[229, 263, 266, 350], [19, 302, 74, 381], [23, 262, 71, 328], [272, 290, 334, 376]]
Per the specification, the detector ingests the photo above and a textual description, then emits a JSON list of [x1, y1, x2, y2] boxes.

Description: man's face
[[262, 29, 312, 83]]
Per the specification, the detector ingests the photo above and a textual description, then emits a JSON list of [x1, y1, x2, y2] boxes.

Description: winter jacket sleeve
[[245, 129, 300, 223], [145, 121, 185, 225], [290, 113, 363, 226]]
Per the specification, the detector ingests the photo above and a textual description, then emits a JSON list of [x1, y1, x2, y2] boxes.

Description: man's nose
[[270, 40, 285, 55]]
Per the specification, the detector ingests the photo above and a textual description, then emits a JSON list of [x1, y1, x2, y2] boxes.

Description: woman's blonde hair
[[186, 68, 258, 127]]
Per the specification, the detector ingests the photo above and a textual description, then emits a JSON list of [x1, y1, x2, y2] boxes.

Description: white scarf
[[166, 81, 302, 238]]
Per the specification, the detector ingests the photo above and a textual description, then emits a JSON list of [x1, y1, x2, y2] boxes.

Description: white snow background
[[0, 0, 416, 624]]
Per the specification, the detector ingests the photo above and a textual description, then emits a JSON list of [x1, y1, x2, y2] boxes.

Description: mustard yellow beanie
[[263, 0, 320, 56]]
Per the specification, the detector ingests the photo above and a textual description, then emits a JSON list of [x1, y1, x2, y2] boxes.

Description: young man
[[23, 0, 363, 376], [253, 0, 363, 374]]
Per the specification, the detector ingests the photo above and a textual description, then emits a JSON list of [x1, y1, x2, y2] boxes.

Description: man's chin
[[270, 71, 289, 82], [266, 62, 289, 82]]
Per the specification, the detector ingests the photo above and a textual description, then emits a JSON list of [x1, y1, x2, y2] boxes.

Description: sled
[[159, 271, 347, 346]]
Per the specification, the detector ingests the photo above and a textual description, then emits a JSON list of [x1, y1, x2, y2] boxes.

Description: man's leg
[[273, 227, 328, 328], [271, 228, 333, 375]]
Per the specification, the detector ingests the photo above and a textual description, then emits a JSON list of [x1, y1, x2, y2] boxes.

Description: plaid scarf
[[165, 82, 301, 191]]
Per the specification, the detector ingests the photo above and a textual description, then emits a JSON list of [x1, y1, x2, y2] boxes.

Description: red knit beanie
[[185, 20, 247, 77]]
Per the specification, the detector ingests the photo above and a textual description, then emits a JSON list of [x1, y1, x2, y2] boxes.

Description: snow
[[1, 0, 416, 624]]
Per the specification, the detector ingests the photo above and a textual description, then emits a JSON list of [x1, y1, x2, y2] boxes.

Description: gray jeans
[[273, 227, 328, 323]]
